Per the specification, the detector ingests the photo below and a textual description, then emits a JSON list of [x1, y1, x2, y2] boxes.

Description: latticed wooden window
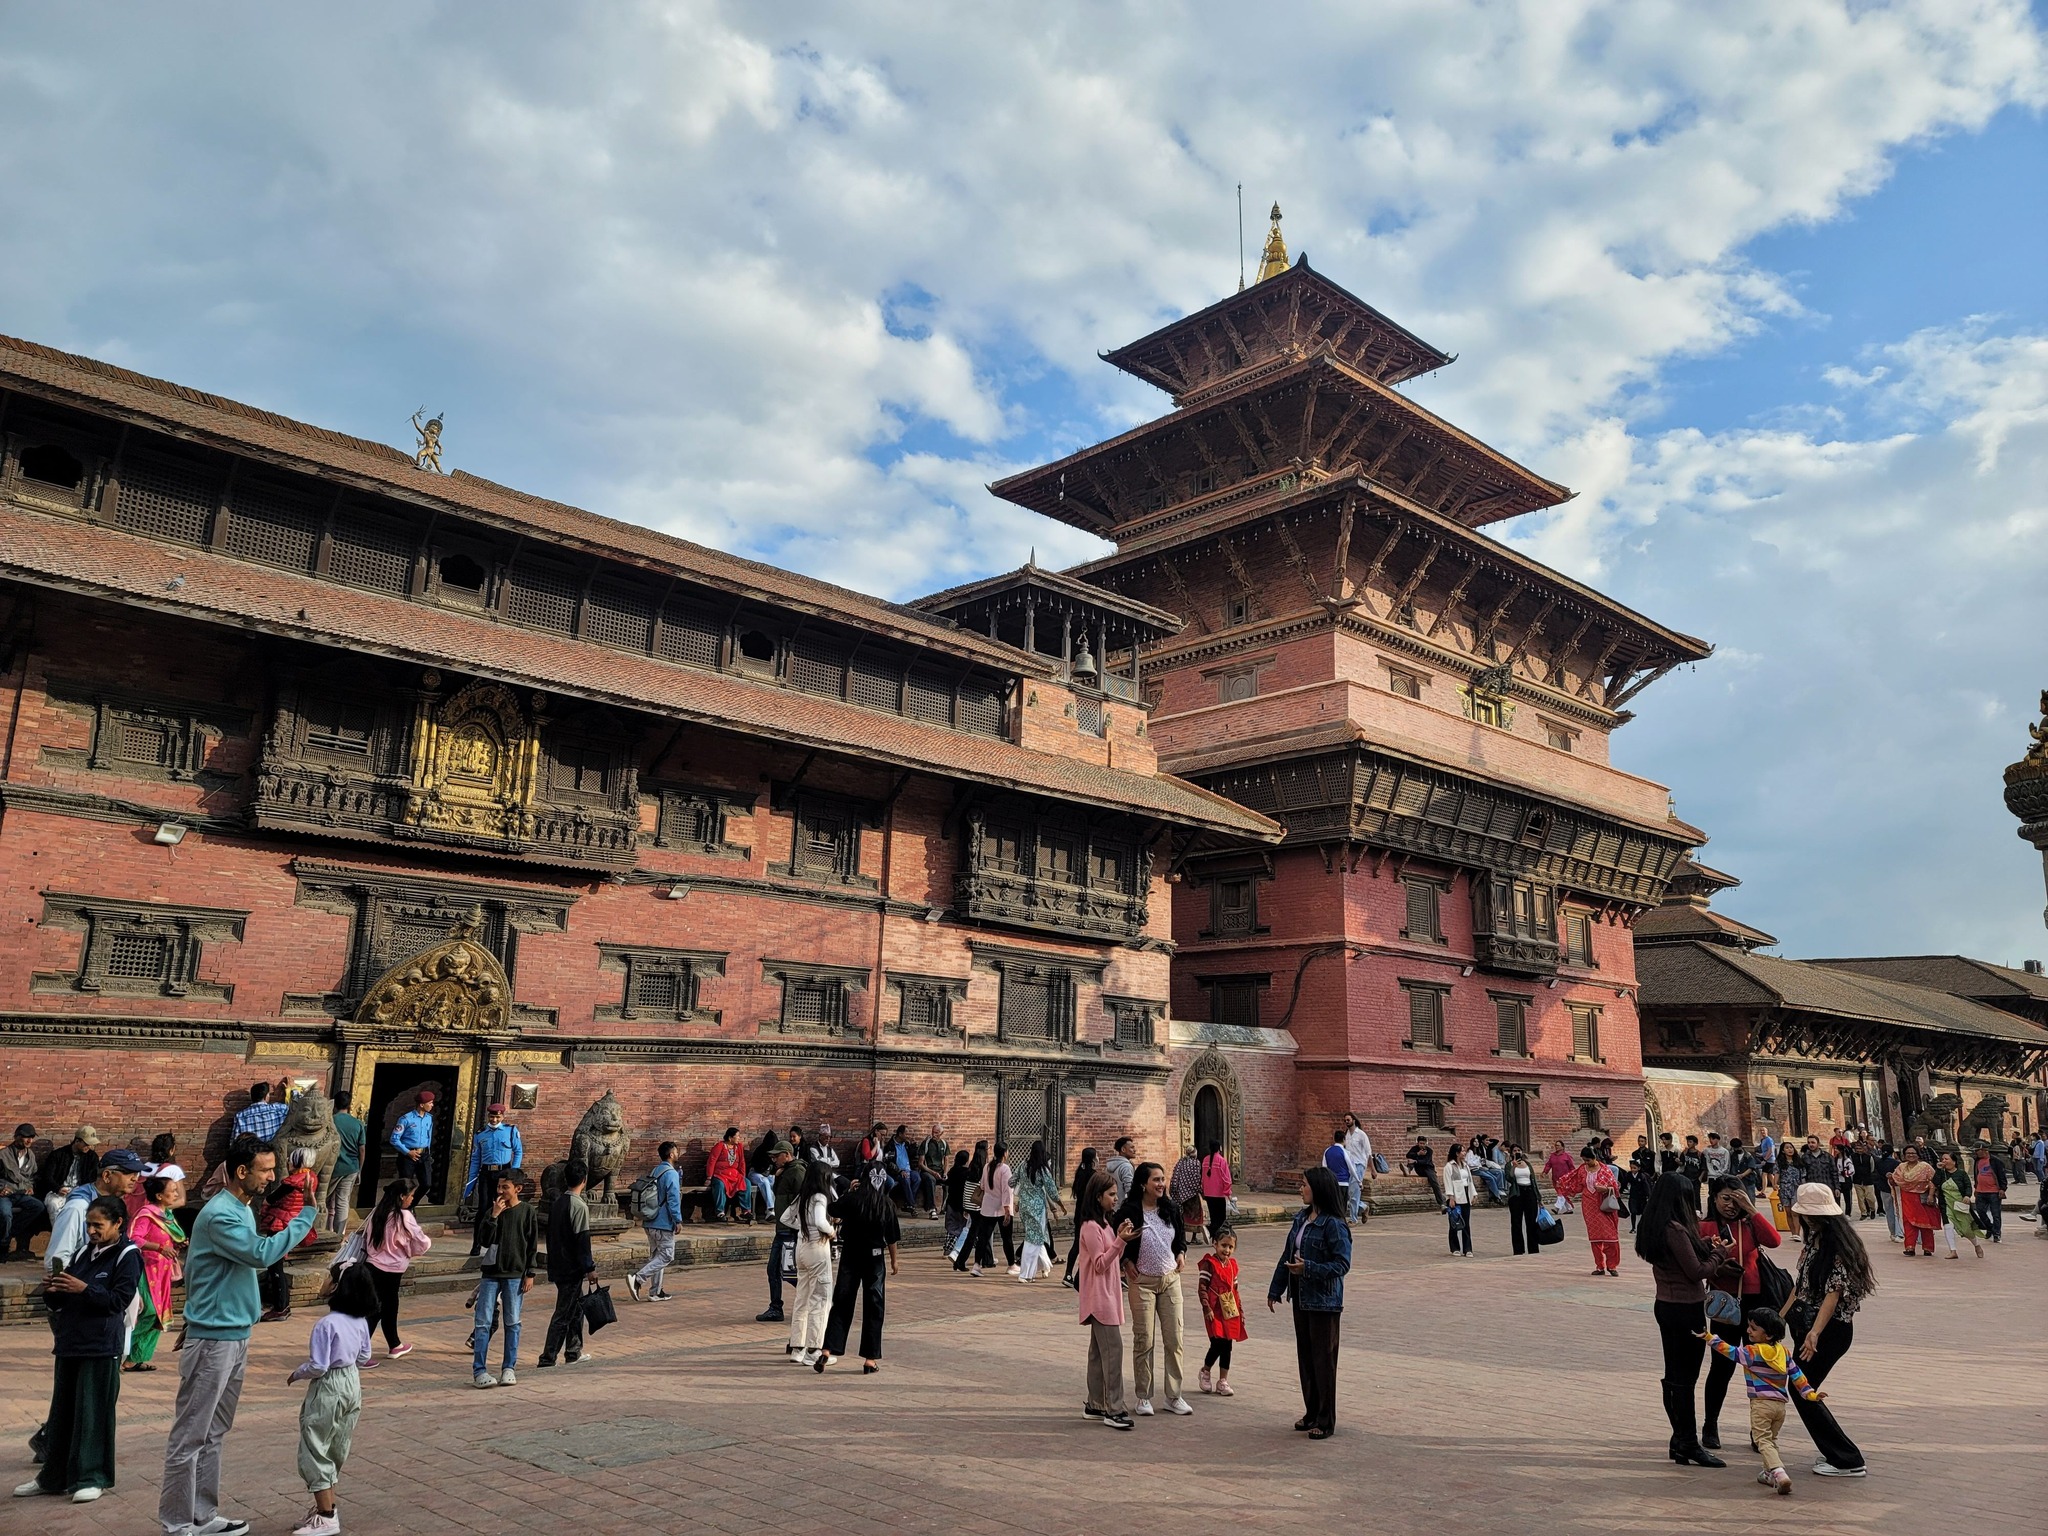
[[657, 601, 723, 669], [848, 652, 903, 713], [957, 677, 1005, 737], [1214, 878, 1254, 936], [788, 634, 848, 698], [997, 1080, 1055, 1163], [114, 716, 175, 770], [1563, 911, 1595, 967], [327, 512, 414, 592], [899, 982, 950, 1032], [1112, 1004, 1155, 1046], [1074, 695, 1105, 737], [504, 556, 580, 633], [303, 697, 375, 758], [905, 667, 953, 726], [1494, 996, 1527, 1055], [105, 933, 172, 981], [584, 580, 656, 652], [657, 791, 725, 850], [549, 742, 610, 798], [1001, 974, 1055, 1040], [1212, 979, 1262, 1029], [1405, 984, 1446, 1048], [225, 480, 324, 570], [622, 960, 695, 1020], [1387, 668, 1422, 700], [1403, 878, 1442, 942], [1575, 1100, 1605, 1131], [115, 456, 216, 545], [1412, 1097, 1448, 1129], [790, 800, 857, 881], [782, 975, 846, 1030], [1570, 1004, 1601, 1062]]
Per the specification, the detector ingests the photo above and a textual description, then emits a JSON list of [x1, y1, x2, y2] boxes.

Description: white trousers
[[789, 1243, 834, 1353], [1018, 1241, 1051, 1280]]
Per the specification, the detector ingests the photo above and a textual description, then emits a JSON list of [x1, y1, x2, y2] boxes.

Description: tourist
[[1440, 1142, 1475, 1255], [258, 1147, 321, 1323], [1627, 1135, 1657, 1232], [1076, 1171, 1135, 1430], [1341, 1114, 1373, 1222], [944, 1148, 973, 1268], [1196, 1225, 1246, 1396], [1542, 1140, 1576, 1208], [1106, 1136, 1137, 1204], [469, 1167, 537, 1388], [37, 1126, 101, 1227], [1695, 1307, 1824, 1496], [1169, 1144, 1206, 1247], [1872, 1142, 1900, 1240], [1848, 1140, 1877, 1220], [1266, 1165, 1349, 1440], [746, 1128, 780, 1227], [1634, 1170, 1727, 1468], [1786, 1185, 1873, 1476], [1800, 1136, 1837, 1205], [364, 1176, 431, 1359], [1971, 1143, 2007, 1244], [972, 1141, 1017, 1277], [704, 1126, 753, 1222], [1932, 1151, 1985, 1259], [2, 1122, 43, 1260], [285, 1260, 376, 1536], [814, 1169, 900, 1374], [389, 1089, 436, 1202], [33, 1139, 142, 1468], [922, 1125, 951, 1203], [1015, 1140, 1064, 1281], [626, 1141, 682, 1303], [855, 1122, 889, 1183], [1322, 1131, 1352, 1217], [1656, 1130, 1680, 1173], [1406, 1136, 1442, 1203], [952, 1142, 986, 1274], [16, 1195, 139, 1505], [1728, 1136, 1758, 1197], [126, 1166, 187, 1373], [1199, 1140, 1232, 1242], [1755, 1126, 1777, 1171], [1116, 1160, 1191, 1417], [1702, 1131, 1731, 1183], [326, 1103, 364, 1237], [1555, 1144, 1622, 1276], [2007, 1134, 2029, 1185], [1678, 1136, 1708, 1213], [1777, 1141, 1805, 1239], [755, 1138, 800, 1325], [895, 1126, 936, 1216], [785, 1157, 835, 1365], [1889, 1144, 1938, 1256], [536, 1157, 596, 1368], [233, 1082, 289, 1143], [1699, 1178, 1782, 1451], [1064, 1147, 1099, 1288], [160, 1133, 318, 1536], [461, 1102, 523, 1249], [1506, 1147, 1543, 1255], [1465, 1141, 1506, 1205], [2032, 1130, 2047, 1184]]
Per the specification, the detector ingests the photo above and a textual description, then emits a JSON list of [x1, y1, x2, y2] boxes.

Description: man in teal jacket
[[159, 1133, 316, 1536]]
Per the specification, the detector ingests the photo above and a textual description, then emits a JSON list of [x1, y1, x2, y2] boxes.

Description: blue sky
[[2, 1, 2044, 962]]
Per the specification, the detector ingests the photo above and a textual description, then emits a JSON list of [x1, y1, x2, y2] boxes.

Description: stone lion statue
[[1907, 1092, 1965, 1148], [552, 1089, 630, 1204], [1962, 1093, 2009, 1146], [272, 1087, 343, 1198]]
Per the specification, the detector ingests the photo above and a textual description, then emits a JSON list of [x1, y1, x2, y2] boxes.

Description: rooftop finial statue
[[1256, 202, 1290, 283], [411, 408, 444, 474]]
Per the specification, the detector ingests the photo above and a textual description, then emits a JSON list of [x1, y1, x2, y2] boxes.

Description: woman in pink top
[[976, 1144, 1018, 1276], [363, 1178, 432, 1358], [1200, 1140, 1233, 1241], [1077, 1171, 1138, 1429]]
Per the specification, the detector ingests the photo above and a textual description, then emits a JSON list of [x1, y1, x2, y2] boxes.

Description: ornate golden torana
[[352, 908, 515, 1044], [405, 680, 543, 841]]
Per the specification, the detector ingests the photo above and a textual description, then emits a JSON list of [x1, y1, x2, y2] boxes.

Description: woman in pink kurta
[[1555, 1147, 1623, 1275], [1076, 1170, 1136, 1426]]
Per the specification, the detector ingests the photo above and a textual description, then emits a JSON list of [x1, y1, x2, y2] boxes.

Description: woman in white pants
[[785, 1160, 836, 1365]]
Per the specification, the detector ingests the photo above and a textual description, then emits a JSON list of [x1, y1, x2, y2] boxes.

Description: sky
[[2, 1, 2045, 963]]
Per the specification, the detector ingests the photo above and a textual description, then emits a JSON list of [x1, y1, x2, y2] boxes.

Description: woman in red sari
[[1555, 1145, 1623, 1275], [1889, 1144, 1939, 1256]]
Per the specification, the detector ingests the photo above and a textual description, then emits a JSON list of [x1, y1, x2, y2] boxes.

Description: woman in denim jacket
[[1267, 1166, 1351, 1439]]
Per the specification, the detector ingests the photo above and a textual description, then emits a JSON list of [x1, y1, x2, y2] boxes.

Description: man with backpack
[[624, 1143, 682, 1303]]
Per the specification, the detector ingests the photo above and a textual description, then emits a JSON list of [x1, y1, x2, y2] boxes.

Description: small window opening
[[438, 553, 487, 592], [737, 629, 776, 663], [20, 444, 84, 490]]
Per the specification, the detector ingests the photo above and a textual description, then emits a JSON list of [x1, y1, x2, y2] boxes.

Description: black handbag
[[579, 1283, 618, 1333], [1754, 1251, 1795, 1313]]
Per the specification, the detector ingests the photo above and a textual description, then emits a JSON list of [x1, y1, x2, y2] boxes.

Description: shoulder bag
[[579, 1282, 618, 1333]]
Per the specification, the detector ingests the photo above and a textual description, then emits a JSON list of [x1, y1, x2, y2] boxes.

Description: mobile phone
[[48, 1256, 66, 1277]]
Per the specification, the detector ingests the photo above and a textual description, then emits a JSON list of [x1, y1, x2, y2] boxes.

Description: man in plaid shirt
[[232, 1080, 289, 1143]]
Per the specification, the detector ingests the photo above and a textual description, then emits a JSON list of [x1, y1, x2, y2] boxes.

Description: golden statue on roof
[[1256, 202, 1290, 283], [411, 408, 444, 474]]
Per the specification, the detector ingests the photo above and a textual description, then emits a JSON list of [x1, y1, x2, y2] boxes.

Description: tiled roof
[[1636, 943, 2048, 1049], [913, 563, 1185, 636], [1806, 954, 2048, 1004], [0, 503, 1281, 840], [0, 334, 1043, 676], [1632, 901, 1778, 950]]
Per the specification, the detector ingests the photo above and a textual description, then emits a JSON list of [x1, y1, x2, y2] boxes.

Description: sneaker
[[1101, 1412, 1135, 1431], [499, 1367, 517, 1386], [13, 1481, 55, 1497], [756, 1308, 785, 1323], [1811, 1461, 1866, 1477], [1134, 1399, 1154, 1417], [1198, 1367, 1213, 1394], [1756, 1470, 1775, 1487], [386, 1342, 413, 1359], [792, 1350, 816, 1366], [291, 1510, 341, 1536], [649, 1290, 675, 1302], [197, 1520, 253, 1536], [71, 1487, 103, 1503], [567, 1352, 591, 1364], [1215, 1379, 1234, 1396], [1007, 1264, 1021, 1275], [1771, 1470, 1793, 1495], [1082, 1404, 1105, 1419], [1166, 1397, 1194, 1416], [970, 1265, 982, 1277], [473, 1371, 497, 1389], [627, 1275, 644, 1303]]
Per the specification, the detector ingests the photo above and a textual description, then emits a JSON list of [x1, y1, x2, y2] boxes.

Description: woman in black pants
[[1634, 1172, 1727, 1467], [1505, 1147, 1542, 1255], [814, 1175, 900, 1374], [1786, 1185, 1874, 1476], [1062, 1148, 1098, 1287]]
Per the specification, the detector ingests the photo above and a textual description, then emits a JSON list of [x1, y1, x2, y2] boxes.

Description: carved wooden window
[[1108, 998, 1159, 1047], [1209, 978, 1263, 1029], [1224, 595, 1252, 627], [1787, 1086, 1809, 1136], [1074, 694, 1105, 737], [327, 510, 414, 593], [433, 551, 490, 602], [1037, 836, 1077, 886], [848, 652, 904, 713], [1090, 845, 1127, 893], [225, 479, 325, 570], [32, 894, 246, 1002], [1493, 995, 1528, 1055], [1574, 1099, 1606, 1132], [504, 555, 581, 634], [788, 634, 848, 698], [1569, 1003, 1602, 1062], [905, 667, 954, 727], [1656, 1018, 1704, 1051], [1467, 694, 1503, 728], [1403, 982, 1447, 1049], [957, 678, 1005, 738], [1563, 911, 1595, 967], [782, 975, 847, 1030], [1212, 877, 1256, 937], [657, 600, 724, 669], [996, 1078, 1061, 1168], [86, 703, 208, 780], [1387, 667, 1423, 700], [548, 742, 611, 800], [789, 797, 859, 882], [986, 824, 1024, 873], [17, 442, 87, 498], [1756, 1096, 1776, 1124], [732, 627, 779, 676], [302, 697, 376, 761], [655, 788, 731, 852], [998, 967, 1077, 1044], [1408, 1095, 1449, 1130], [595, 944, 723, 1024], [896, 980, 953, 1033], [584, 579, 656, 652], [114, 455, 217, 545], [1402, 877, 1444, 943]]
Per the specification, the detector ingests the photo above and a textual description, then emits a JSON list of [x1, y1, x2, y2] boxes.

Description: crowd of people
[[7, 1098, 2041, 1524]]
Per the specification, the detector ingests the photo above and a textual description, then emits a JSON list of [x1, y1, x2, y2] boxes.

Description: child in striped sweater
[[1697, 1307, 1824, 1494]]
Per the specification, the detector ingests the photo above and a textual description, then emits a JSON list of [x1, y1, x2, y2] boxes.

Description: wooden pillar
[[1023, 595, 1036, 653]]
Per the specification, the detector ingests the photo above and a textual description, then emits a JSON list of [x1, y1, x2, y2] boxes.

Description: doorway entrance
[[361, 1061, 458, 1212], [1194, 1084, 1225, 1157], [1500, 1092, 1531, 1152]]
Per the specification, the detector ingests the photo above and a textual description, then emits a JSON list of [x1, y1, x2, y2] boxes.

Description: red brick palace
[[0, 215, 1710, 1203]]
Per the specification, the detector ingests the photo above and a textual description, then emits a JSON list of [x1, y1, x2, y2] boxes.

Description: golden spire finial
[[1255, 202, 1289, 282]]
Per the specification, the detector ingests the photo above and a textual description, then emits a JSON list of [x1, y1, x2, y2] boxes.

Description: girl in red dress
[[1555, 1145, 1624, 1275], [1197, 1227, 1248, 1395]]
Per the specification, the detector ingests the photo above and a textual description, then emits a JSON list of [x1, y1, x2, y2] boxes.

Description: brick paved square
[[3, 1206, 2043, 1536]]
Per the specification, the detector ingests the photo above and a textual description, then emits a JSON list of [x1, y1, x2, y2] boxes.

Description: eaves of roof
[[0, 503, 1281, 841]]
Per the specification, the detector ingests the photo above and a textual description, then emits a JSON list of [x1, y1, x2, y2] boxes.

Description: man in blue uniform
[[463, 1102, 524, 1253], [391, 1089, 438, 1203]]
